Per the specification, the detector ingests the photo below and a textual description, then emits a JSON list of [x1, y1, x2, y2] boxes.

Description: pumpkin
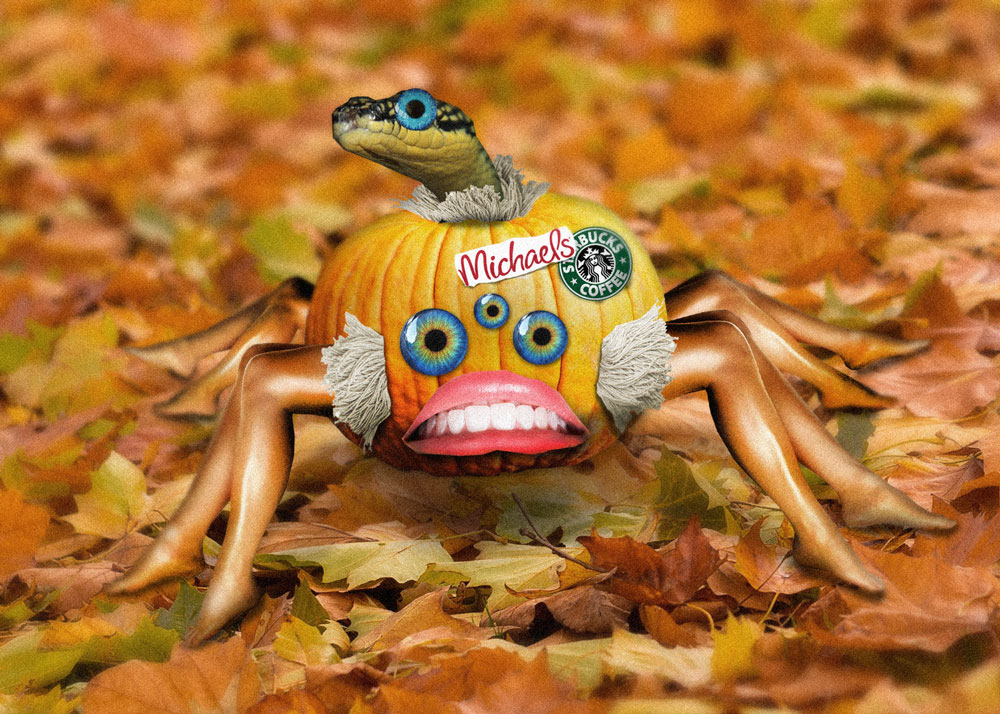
[[305, 192, 664, 476]]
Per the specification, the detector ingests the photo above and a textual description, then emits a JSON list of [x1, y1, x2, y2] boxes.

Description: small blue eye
[[513, 311, 568, 365], [395, 89, 437, 131], [473, 294, 509, 329], [400, 308, 467, 376]]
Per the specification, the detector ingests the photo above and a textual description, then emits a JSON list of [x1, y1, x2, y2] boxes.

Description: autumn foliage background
[[3, 0, 1000, 712]]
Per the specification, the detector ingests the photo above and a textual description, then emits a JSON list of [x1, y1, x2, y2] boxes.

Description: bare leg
[[663, 271, 927, 407], [662, 318, 884, 592], [669, 311, 953, 532], [154, 283, 313, 418], [106, 343, 305, 595], [185, 345, 333, 645], [130, 277, 313, 377]]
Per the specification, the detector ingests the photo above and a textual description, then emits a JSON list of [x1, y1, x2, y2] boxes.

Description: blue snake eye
[[473, 294, 509, 329], [513, 311, 568, 365], [400, 308, 467, 376], [395, 89, 437, 131]]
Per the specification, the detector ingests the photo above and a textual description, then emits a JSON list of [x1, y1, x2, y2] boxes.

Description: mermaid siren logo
[[559, 226, 633, 300]]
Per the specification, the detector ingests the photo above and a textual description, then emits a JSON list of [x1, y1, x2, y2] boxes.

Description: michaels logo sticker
[[454, 227, 577, 288]]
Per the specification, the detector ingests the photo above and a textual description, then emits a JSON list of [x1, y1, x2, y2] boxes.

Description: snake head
[[331, 88, 501, 200]]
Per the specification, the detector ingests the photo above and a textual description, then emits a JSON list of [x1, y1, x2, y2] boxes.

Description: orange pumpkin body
[[304, 193, 664, 475]]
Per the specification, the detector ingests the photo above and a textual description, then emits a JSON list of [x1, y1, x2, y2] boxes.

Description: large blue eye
[[400, 308, 467, 376], [473, 294, 509, 329], [513, 311, 568, 365], [395, 89, 437, 131]]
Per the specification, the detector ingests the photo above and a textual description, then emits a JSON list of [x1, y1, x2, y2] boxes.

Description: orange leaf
[[734, 520, 827, 595], [801, 545, 998, 652], [81, 636, 260, 714], [0, 489, 49, 579]]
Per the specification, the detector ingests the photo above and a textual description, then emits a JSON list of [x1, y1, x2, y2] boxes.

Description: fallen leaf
[[256, 539, 452, 589], [858, 340, 1000, 419], [81, 635, 260, 714], [0, 488, 49, 579], [493, 586, 632, 635], [801, 544, 998, 652], [733, 520, 827, 594], [580, 516, 722, 607], [710, 613, 763, 682]]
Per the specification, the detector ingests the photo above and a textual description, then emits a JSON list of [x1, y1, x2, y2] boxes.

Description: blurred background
[[4, 0, 999, 339]]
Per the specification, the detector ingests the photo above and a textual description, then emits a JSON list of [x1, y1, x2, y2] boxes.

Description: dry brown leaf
[[639, 605, 703, 648], [81, 636, 260, 714], [579, 516, 722, 607], [911, 498, 1000, 568], [733, 520, 827, 595], [858, 340, 1000, 419], [801, 544, 998, 652], [351, 589, 487, 653], [493, 585, 632, 635]]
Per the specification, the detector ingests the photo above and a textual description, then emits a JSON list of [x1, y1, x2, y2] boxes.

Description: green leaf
[[155, 580, 205, 636], [290, 576, 330, 627], [654, 450, 726, 540], [79, 616, 179, 665], [242, 215, 321, 284], [256, 539, 452, 588], [496, 486, 602, 545], [835, 411, 876, 462], [422, 542, 568, 611], [0, 686, 80, 714], [345, 602, 391, 639], [0, 631, 83, 694]]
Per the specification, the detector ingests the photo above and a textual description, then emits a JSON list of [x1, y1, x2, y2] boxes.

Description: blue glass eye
[[513, 311, 568, 365], [400, 308, 467, 376], [473, 294, 509, 329], [394, 89, 437, 131]]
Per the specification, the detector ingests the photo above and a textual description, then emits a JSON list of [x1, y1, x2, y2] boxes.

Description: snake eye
[[400, 308, 467, 376], [473, 294, 509, 329], [513, 311, 568, 365], [395, 89, 437, 131]]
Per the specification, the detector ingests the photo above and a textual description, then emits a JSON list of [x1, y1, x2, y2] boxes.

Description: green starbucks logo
[[559, 226, 632, 300]]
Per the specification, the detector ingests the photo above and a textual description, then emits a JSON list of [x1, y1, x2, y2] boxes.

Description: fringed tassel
[[596, 303, 676, 432], [398, 155, 549, 223], [320, 313, 391, 449]]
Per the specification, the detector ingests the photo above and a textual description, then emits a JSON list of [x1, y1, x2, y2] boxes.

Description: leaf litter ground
[[2, 1, 1000, 712]]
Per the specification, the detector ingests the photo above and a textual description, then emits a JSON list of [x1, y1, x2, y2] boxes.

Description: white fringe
[[398, 155, 549, 223], [596, 303, 676, 432], [320, 313, 391, 449]]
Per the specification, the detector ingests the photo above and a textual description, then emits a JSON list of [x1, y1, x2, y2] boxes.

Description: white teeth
[[491, 403, 517, 430], [515, 405, 535, 430], [417, 404, 575, 438], [465, 405, 491, 432], [447, 409, 465, 434]]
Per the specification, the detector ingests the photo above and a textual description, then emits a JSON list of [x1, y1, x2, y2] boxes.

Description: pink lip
[[403, 370, 588, 457]]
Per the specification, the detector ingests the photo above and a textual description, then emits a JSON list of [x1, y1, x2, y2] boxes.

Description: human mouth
[[402, 370, 588, 456]]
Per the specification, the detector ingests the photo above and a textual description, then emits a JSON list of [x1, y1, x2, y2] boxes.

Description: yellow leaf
[[710, 614, 763, 682], [273, 617, 338, 667], [64, 453, 147, 538]]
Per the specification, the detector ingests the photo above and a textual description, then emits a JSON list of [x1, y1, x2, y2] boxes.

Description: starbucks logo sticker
[[559, 226, 632, 300]]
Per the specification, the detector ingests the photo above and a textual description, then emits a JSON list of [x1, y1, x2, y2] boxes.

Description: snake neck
[[332, 91, 504, 202], [415, 140, 503, 201]]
